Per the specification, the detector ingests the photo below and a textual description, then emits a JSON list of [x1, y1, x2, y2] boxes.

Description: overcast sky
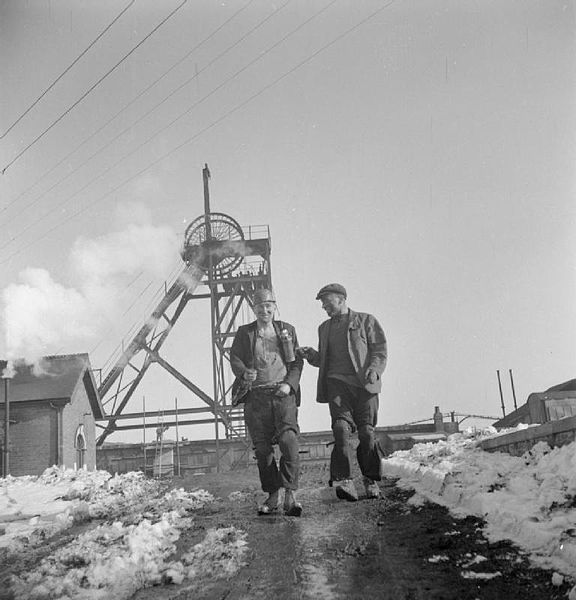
[[1, 0, 575, 442]]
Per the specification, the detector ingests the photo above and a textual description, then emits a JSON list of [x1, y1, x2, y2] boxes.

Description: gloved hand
[[243, 368, 257, 382], [366, 368, 379, 385], [275, 383, 291, 397]]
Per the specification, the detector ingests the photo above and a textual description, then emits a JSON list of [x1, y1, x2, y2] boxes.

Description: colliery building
[[0, 354, 103, 477], [96, 408, 461, 477], [3, 351, 576, 478]]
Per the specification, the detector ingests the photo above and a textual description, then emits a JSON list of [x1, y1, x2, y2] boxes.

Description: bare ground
[[138, 461, 572, 600], [1, 461, 573, 600]]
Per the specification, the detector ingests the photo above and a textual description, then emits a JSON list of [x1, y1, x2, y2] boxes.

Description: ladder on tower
[[227, 405, 247, 438], [154, 413, 170, 477]]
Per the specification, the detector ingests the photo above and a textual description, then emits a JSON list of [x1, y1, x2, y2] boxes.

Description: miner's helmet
[[253, 288, 276, 305]]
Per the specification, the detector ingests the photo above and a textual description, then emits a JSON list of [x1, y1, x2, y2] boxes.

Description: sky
[[0, 0, 575, 443], [2, 428, 576, 597]]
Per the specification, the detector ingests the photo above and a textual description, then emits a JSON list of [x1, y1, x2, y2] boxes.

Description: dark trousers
[[327, 378, 382, 482], [244, 390, 300, 492]]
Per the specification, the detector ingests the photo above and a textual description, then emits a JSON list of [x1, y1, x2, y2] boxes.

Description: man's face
[[320, 293, 346, 317], [254, 301, 276, 323]]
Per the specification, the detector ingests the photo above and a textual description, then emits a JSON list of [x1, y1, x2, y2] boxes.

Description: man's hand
[[275, 383, 291, 397], [296, 346, 313, 361], [366, 368, 379, 385], [243, 369, 257, 382]]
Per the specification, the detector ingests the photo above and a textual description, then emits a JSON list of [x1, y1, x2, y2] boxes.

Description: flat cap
[[316, 283, 347, 300], [253, 288, 276, 305]]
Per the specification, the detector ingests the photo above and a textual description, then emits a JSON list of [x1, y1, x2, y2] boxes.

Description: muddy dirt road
[[133, 462, 570, 600], [0, 461, 570, 599]]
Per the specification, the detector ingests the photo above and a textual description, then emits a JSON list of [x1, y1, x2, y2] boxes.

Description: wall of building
[[97, 427, 459, 476], [95, 406, 463, 476], [480, 415, 576, 457], [62, 384, 97, 470], [98, 430, 337, 476], [494, 392, 576, 428], [0, 402, 58, 476]]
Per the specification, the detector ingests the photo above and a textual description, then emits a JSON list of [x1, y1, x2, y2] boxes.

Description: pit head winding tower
[[96, 166, 274, 467]]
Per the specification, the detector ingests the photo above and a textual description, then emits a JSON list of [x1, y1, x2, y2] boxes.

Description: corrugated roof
[[0, 354, 104, 418]]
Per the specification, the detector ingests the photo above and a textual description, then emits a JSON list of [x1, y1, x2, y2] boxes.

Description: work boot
[[363, 477, 380, 499], [283, 489, 302, 517], [334, 479, 358, 502], [257, 490, 279, 515]]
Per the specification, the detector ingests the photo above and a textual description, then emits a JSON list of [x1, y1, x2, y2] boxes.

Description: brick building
[[0, 354, 103, 477]]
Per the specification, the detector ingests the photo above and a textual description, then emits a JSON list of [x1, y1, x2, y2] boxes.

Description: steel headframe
[[95, 166, 273, 454]]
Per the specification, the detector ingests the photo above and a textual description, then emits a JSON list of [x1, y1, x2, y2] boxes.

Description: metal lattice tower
[[95, 165, 272, 463]]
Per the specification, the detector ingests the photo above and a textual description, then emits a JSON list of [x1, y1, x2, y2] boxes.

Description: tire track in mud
[[160, 468, 572, 600], [6, 466, 567, 600], [168, 475, 399, 600]]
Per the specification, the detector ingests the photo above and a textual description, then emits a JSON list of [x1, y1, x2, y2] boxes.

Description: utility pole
[[175, 397, 180, 477], [509, 369, 518, 410], [203, 164, 221, 472], [497, 370, 506, 417], [142, 396, 147, 475], [203, 164, 212, 238], [2, 375, 9, 477]]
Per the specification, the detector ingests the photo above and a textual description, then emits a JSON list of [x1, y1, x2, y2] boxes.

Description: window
[[75, 425, 87, 470]]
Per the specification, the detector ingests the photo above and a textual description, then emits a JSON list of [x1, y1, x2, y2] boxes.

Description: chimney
[[433, 406, 444, 432]]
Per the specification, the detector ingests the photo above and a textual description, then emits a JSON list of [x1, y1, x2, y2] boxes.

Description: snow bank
[[1, 467, 247, 599], [382, 429, 576, 580]]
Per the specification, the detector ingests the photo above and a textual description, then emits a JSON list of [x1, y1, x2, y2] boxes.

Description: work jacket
[[308, 309, 387, 403], [230, 320, 304, 405]]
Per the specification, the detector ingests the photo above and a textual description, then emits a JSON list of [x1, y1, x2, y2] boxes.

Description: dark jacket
[[230, 320, 304, 405], [308, 309, 387, 403]]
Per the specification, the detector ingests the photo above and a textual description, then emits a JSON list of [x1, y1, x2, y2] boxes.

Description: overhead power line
[[0, 0, 396, 265], [0, 0, 135, 140], [21, 0, 290, 226], [1, 0, 188, 175], [0, 0, 296, 246], [93, 261, 184, 372], [0, 0, 256, 217]]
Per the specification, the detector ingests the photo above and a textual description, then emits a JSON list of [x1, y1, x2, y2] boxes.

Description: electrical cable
[[122, 280, 154, 316], [0, 0, 256, 217], [89, 284, 152, 358], [0, 0, 135, 140], [0, 0, 325, 249], [87, 272, 150, 357], [0, 0, 396, 265], [2, 0, 289, 229], [85, 254, 182, 364], [1, 0, 188, 174], [95, 259, 185, 370]]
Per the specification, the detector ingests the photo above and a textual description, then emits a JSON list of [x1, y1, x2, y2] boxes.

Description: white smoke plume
[[1, 219, 181, 372], [71, 223, 180, 296], [2, 268, 100, 368]]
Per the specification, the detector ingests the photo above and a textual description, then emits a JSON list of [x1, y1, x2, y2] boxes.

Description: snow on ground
[[0, 467, 247, 600], [3, 428, 576, 598], [382, 426, 576, 596]]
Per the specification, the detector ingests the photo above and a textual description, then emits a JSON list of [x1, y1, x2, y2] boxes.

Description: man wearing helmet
[[230, 288, 304, 516]]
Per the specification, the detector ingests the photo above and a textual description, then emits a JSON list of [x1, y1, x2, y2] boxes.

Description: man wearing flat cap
[[230, 288, 304, 516], [298, 283, 387, 501]]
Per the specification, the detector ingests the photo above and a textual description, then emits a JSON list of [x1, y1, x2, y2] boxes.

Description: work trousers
[[327, 378, 382, 482], [244, 389, 300, 492]]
